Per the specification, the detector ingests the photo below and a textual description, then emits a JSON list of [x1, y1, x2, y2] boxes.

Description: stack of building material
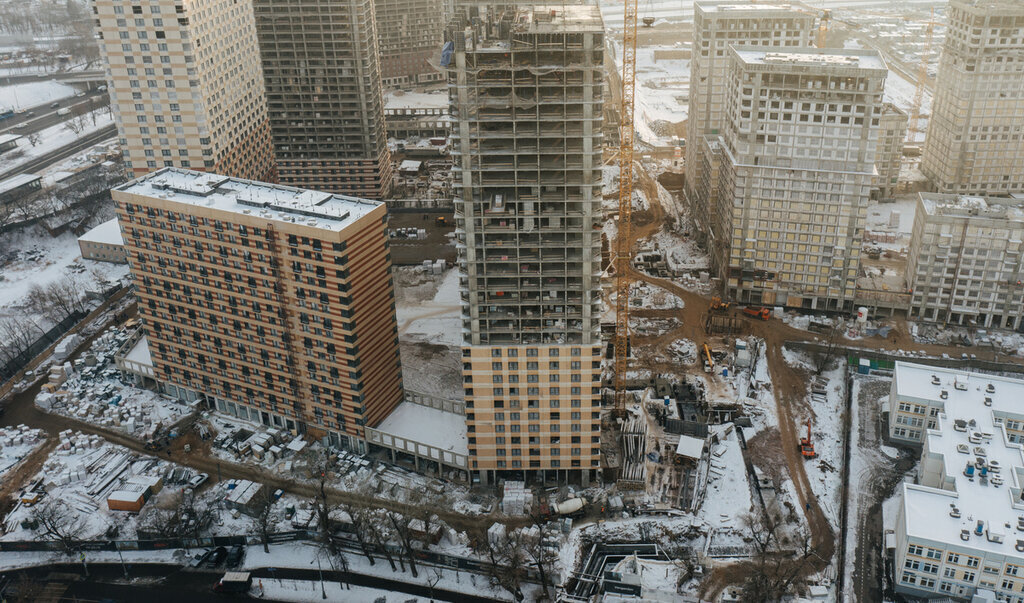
[[618, 415, 649, 490], [500, 480, 532, 515]]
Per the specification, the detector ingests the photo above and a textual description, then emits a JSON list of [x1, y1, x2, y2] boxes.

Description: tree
[[525, 511, 558, 600], [302, 448, 339, 554], [33, 499, 86, 553], [739, 503, 817, 601], [474, 524, 528, 601], [248, 488, 277, 553], [26, 132, 41, 147], [387, 511, 419, 578], [340, 503, 376, 566], [812, 324, 844, 376]]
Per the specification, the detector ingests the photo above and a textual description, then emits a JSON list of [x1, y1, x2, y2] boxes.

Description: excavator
[[742, 306, 771, 321], [799, 419, 817, 459], [709, 296, 730, 313]]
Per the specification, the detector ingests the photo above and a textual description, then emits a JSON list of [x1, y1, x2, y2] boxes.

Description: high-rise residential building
[[448, 4, 604, 485], [113, 168, 403, 449], [687, 2, 815, 243], [92, 0, 275, 181], [921, 0, 1024, 195], [252, 0, 393, 200], [375, 0, 446, 87], [890, 362, 1024, 601], [711, 47, 886, 311], [906, 193, 1024, 330], [874, 103, 908, 200]]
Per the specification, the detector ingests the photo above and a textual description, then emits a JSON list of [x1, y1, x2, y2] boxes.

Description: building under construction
[[447, 4, 604, 485]]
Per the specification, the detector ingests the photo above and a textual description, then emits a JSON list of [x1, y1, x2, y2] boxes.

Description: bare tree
[[0, 317, 44, 365], [178, 487, 215, 540], [387, 511, 419, 578], [340, 503, 376, 566], [474, 524, 528, 601], [33, 499, 86, 553], [26, 132, 41, 147], [812, 324, 844, 376], [248, 488, 277, 553], [526, 511, 558, 600], [739, 503, 817, 601], [302, 448, 339, 554]]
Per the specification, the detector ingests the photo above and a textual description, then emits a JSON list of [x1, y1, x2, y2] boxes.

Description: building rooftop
[[919, 193, 1024, 221], [698, 2, 807, 14], [0, 133, 22, 146], [513, 4, 603, 33], [897, 362, 1024, 556], [116, 168, 382, 232], [732, 46, 887, 72], [376, 401, 468, 456], [78, 217, 124, 247], [0, 173, 41, 195]]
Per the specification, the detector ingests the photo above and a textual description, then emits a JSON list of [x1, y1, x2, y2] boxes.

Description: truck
[[552, 497, 586, 517], [57, 107, 71, 116], [742, 306, 771, 320], [213, 571, 252, 593]]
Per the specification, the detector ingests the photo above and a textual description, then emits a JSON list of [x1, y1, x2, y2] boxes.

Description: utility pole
[[113, 540, 128, 579], [79, 551, 89, 578]]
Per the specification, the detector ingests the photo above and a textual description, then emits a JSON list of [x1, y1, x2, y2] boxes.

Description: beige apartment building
[[921, 0, 1024, 195], [252, 0, 393, 200], [906, 193, 1024, 330], [874, 103, 908, 199], [448, 5, 604, 485], [112, 168, 403, 448], [375, 0, 446, 88], [891, 362, 1024, 600], [712, 47, 885, 312], [687, 2, 815, 243], [92, 0, 275, 181]]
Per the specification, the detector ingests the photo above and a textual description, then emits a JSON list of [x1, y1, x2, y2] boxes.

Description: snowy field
[[0, 80, 77, 111], [396, 267, 461, 348], [0, 107, 114, 175], [0, 223, 129, 328]]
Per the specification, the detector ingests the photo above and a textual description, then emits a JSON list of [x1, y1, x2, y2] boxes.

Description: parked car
[[189, 549, 213, 568], [188, 473, 209, 489], [225, 544, 245, 569], [203, 546, 228, 568]]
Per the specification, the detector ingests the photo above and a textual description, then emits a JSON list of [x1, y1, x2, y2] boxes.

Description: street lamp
[[112, 540, 128, 579], [310, 555, 326, 599]]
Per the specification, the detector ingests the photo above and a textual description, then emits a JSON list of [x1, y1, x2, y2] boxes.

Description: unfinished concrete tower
[[448, 4, 604, 485], [921, 0, 1024, 195], [687, 2, 815, 247], [253, 0, 393, 199], [714, 47, 887, 312]]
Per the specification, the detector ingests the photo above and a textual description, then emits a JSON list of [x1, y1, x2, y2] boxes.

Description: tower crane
[[909, 10, 936, 134], [613, 0, 639, 415]]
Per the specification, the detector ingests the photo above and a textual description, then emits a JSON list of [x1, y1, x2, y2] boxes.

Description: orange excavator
[[709, 296, 730, 313], [799, 419, 816, 459]]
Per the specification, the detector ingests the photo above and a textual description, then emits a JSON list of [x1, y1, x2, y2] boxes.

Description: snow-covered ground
[[376, 401, 468, 456], [0, 107, 114, 175], [696, 425, 754, 534], [396, 267, 461, 348], [865, 198, 918, 236], [793, 353, 847, 527], [0, 80, 78, 111], [0, 223, 130, 328]]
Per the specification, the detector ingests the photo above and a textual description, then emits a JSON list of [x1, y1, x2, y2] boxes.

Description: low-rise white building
[[892, 362, 1024, 600]]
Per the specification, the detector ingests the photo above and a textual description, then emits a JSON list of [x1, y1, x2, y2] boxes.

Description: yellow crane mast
[[909, 10, 936, 134], [614, 0, 639, 415]]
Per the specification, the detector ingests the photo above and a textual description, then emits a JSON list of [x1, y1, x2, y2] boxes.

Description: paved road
[[0, 89, 109, 135], [0, 123, 117, 181], [0, 70, 105, 86]]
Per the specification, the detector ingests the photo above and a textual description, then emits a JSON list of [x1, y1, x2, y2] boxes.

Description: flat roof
[[919, 193, 1024, 221], [376, 402, 468, 456], [78, 217, 124, 246], [732, 46, 887, 72], [125, 334, 152, 367], [515, 4, 603, 33], [116, 168, 382, 233], [897, 362, 1024, 557], [675, 435, 705, 459], [698, 2, 810, 14], [0, 173, 41, 194], [0, 133, 22, 145]]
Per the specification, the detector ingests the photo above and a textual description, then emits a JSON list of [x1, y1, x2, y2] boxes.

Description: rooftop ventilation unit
[[941, 390, 949, 400], [954, 419, 968, 432], [932, 375, 941, 385], [950, 505, 961, 518], [985, 397, 993, 406], [962, 530, 971, 541], [954, 378, 968, 391], [987, 383, 996, 393]]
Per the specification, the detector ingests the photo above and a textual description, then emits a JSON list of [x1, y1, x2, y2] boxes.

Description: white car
[[188, 473, 209, 489]]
